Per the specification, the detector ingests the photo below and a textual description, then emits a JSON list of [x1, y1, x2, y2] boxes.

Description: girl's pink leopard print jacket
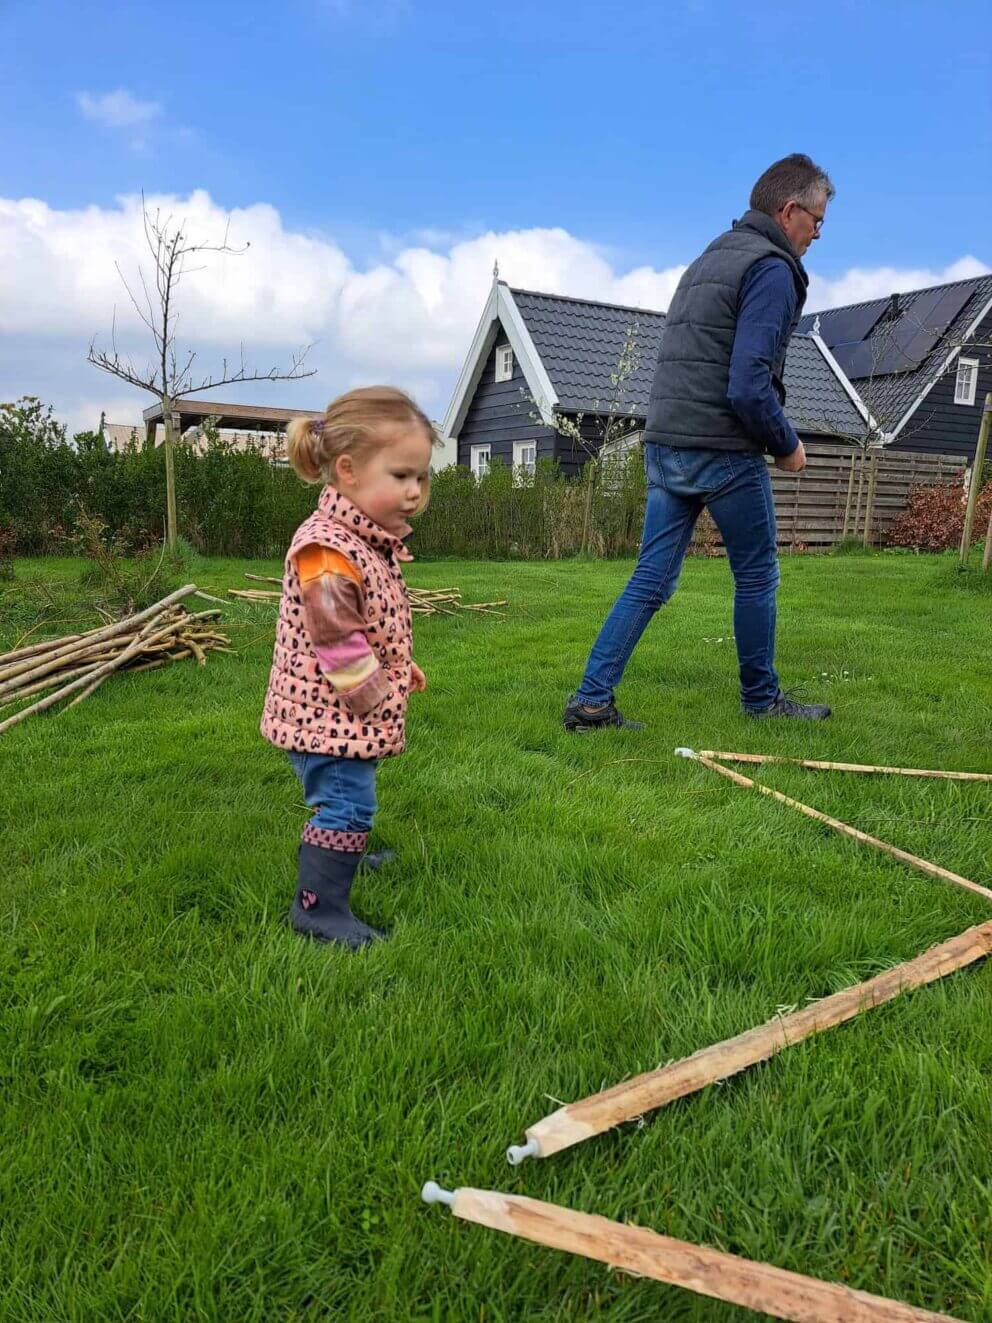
[[260, 486, 413, 760]]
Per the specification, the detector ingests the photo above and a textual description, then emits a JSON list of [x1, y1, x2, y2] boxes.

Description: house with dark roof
[[797, 273, 992, 461], [444, 272, 991, 477], [444, 278, 871, 479]]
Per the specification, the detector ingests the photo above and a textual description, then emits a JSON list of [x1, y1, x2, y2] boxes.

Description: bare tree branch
[[87, 197, 317, 548]]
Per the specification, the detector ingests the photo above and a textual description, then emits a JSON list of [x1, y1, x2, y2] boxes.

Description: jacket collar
[[733, 208, 809, 291], [317, 486, 414, 561]]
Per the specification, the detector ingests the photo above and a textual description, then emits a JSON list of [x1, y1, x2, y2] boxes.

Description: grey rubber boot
[[358, 848, 396, 873], [291, 843, 388, 949]]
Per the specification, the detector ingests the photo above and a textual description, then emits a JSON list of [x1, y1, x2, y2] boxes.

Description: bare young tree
[[524, 322, 642, 556], [88, 199, 315, 549]]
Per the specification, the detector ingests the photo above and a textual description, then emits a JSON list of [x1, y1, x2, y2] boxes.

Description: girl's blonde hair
[[286, 386, 436, 513]]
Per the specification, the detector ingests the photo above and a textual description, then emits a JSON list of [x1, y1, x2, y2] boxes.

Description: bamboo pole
[[959, 393, 991, 567], [0, 632, 145, 696], [698, 751, 992, 783], [506, 917, 992, 1163], [0, 659, 103, 709], [0, 623, 106, 666], [0, 615, 188, 736], [422, 1185, 959, 1323], [0, 585, 196, 691], [694, 754, 992, 904], [64, 669, 112, 710], [982, 500, 992, 575]]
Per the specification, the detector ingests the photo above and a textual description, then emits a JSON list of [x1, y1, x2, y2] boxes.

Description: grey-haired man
[[565, 154, 834, 730]]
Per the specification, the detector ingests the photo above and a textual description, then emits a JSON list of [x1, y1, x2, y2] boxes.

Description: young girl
[[261, 386, 434, 949]]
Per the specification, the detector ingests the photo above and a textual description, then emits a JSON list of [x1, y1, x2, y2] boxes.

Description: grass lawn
[[1, 550, 990, 1321]]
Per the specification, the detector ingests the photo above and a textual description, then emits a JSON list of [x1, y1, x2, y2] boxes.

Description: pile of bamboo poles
[[0, 584, 232, 736], [226, 573, 507, 617], [407, 588, 507, 617]]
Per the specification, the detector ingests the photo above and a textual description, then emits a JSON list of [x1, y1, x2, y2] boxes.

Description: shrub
[[888, 478, 992, 553], [411, 451, 647, 560]]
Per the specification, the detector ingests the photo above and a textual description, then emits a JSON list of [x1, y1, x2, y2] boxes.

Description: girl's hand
[[410, 662, 427, 693]]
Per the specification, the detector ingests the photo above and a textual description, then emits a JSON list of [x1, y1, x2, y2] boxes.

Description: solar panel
[[843, 282, 978, 378], [909, 282, 974, 341], [816, 300, 888, 348], [832, 339, 886, 379]]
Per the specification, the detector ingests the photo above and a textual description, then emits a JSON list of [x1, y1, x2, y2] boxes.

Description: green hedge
[[1, 397, 651, 560], [0, 398, 317, 558]]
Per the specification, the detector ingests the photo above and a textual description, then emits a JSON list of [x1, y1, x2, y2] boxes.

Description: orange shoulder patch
[[295, 544, 361, 586]]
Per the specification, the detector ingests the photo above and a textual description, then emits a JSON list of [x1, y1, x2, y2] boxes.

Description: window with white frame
[[495, 344, 514, 383], [954, 357, 979, 406], [470, 444, 490, 478], [513, 440, 537, 477]]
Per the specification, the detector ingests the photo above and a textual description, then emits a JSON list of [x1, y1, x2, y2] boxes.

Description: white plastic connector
[[421, 1180, 455, 1207], [674, 746, 697, 759], [506, 1136, 540, 1166]]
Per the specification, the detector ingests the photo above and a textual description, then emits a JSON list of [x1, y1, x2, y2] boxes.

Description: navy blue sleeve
[[726, 257, 800, 458]]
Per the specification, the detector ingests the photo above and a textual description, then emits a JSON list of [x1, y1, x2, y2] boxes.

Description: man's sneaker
[[563, 694, 645, 732], [746, 690, 831, 720]]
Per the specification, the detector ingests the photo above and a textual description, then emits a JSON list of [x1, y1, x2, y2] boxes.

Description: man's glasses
[[795, 203, 825, 233]]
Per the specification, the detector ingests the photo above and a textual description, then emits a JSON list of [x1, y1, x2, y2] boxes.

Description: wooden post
[[508, 917, 992, 1161], [862, 450, 879, 548], [695, 754, 992, 904], [841, 450, 857, 539], [162, 398, 179, 552], [432, 1187, 960, 1322], [580, 457, 598, 557], [852, 449, 866, 542], [983, 500, 992, 574], [959, 392, 992, 567]]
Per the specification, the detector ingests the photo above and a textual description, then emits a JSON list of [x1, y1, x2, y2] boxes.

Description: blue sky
[[2, 0, 990, 428]]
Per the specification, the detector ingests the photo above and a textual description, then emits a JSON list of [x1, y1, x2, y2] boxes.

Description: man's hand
[[774, 440, 806, 473], [410, 661, 427, 693]]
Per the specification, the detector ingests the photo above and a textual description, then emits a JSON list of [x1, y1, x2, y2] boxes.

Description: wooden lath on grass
[[683, 750, 992, 905], [464, 747, 990, 1317], [506, 916, 992, 1164], [697, 751, 992, 783], [508, 749, 992, 1164], [0, 585, 233, 735], [422, 1184, 959, 1322]]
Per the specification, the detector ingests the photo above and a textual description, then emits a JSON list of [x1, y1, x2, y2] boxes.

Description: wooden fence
[[767, 442, 963, 551]]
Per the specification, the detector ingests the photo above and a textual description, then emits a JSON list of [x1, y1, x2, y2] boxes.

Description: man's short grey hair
[[750, 154, 835, 216]]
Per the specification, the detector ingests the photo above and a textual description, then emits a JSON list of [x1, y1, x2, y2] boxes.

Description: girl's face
[[334, 423, 433, 534]]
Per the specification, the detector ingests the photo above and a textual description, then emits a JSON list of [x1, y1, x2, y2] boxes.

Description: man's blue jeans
[[576, 444, 781, 713]]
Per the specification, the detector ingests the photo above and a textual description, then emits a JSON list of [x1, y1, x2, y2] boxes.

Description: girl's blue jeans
[[576, 443, 781, 713], [288, 752, 378, 835]]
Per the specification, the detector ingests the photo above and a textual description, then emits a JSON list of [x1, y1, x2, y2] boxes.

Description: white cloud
[[0, 190, 687, 432], [807, 255, 990, 312], [76, 90, 161, 130], [0, 188, 987, 436]]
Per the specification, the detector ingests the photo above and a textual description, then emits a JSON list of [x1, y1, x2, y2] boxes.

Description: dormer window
[[954, 357, 978, 406], [495, 344, 514, 383]]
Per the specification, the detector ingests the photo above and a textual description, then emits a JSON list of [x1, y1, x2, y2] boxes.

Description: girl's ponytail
[[286, 415, 325, 484], [286, 387, 436, 489]]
